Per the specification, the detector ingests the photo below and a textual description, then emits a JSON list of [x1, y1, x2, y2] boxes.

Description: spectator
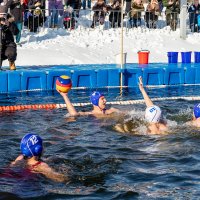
[[0, 6, 17, 70], [165, 0, 180, 31], [108, 0, 122, 28], [129, 0, 144, 28], [48, 0, 63, 28], [63, 5, 76, 29], [188, 0, 200, 32], [27, 0, 45, 32], [10, 0, 25, 45], [82, 0, 91, 10], [90, 0, 108, 28], [64, 0, 81, 18], [145, 0, 160, 28], [125, 0, 132, 14]]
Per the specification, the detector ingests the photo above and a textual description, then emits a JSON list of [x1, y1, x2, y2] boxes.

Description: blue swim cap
[[90, 91, 104, 106], [194, 103, 200, 119], [20, 134, 43, 158]]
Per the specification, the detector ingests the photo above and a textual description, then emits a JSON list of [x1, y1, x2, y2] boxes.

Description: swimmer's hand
[[56, 89, 68, 97]]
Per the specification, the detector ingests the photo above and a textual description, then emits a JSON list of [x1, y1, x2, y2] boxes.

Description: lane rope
[[0, 96, 200, 112]]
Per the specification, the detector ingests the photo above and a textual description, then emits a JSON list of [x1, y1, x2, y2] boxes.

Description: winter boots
[[9, 62, 16, 70]]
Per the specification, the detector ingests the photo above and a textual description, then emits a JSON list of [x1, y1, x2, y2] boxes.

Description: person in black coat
[[0, 6, 18, 70], [27, 0, 45, 32], [10, 0, 25, 44], [188, 0, 200, 32]]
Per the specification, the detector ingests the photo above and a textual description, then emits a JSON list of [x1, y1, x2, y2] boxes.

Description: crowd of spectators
[[0, 0, 199, 38]]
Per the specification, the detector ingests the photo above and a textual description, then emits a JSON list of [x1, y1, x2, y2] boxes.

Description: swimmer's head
[[20, 133, 43, 158], [90, 91, 104, 106], [194, 103, 200, 119], [145, 105, 162, 123]]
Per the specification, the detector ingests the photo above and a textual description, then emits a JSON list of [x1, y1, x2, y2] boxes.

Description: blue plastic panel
[[72, 70, 96, 87], [47, 70, 72, 90], [143, 68, 164, 85], [164, 68, 184, 85], [108, 69, 120, 86], [96, 70, 108, 87], [123, 69, 142, 87], [0, 72, 8, 93], [8, 71, 21, 92], [195, 68, 200, 83], [185, 67, 195, 84], [21, 71, 47, 90]]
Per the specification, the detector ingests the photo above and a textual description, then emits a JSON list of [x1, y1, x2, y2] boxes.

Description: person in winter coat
[[48, 0, 63, 28], [27, 0, 45, 32], [90, 0, 108, 28], [188, 0, 200, 32], [10, 0, 25, 44], [145, 0, 160, 28], [64, 0, 81, 17], [0, 6, 18, 70], [129, 0, 144, 28], [165, 0, 180, 31], [108, 0, 122, 28]]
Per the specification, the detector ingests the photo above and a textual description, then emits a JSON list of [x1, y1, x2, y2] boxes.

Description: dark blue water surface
[[0, 86, 200, 199]]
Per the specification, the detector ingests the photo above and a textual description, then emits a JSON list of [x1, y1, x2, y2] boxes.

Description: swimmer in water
[[11, 133, 68, 183], [57, 90, 120, 116], [188, 103, 200, 127], [139, 76, 168, 134]]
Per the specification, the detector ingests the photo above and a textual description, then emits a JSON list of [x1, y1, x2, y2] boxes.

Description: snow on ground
[[3, 26, 200, 67]]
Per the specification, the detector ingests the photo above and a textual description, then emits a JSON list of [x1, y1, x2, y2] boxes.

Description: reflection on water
[[0, 86, 200, 199]]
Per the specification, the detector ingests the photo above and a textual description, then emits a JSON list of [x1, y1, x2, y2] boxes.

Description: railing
[[22, 8, 197, 34]]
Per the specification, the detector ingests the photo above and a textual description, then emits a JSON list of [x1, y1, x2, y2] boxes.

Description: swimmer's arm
[[57, 90, 78, 116], [10, 155, 24, 166], [38, 162, 68, 183], [138, 76, 154, 107]]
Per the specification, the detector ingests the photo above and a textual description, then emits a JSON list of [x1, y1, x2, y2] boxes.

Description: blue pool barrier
[[72, 70, 96, 87], [164, 68, 184, 85], [0, 64, 199, 93], [21, 71, 47, 91], [194, 52, 200, 63], [185, 67, 195, 84], [123, 69, 142, 87], [195, 68, 200, 84], [181, 52, 192, 63], [167, 52, 178, 63], [108, 69, 120, 86], [8, 71, 21, 92], [143, 68, 164, 85], [96, 70, 108, 87], [0, 72, 8, 93]]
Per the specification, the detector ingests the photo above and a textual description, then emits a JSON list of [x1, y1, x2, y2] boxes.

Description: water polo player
[[188, 103, 200, 127], [57, 90, 120, 116], [139, 76, 168, 134], [11, 133, 68, 182]]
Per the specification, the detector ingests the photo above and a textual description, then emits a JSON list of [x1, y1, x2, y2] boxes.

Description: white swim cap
[[145, 105, 162, 123]]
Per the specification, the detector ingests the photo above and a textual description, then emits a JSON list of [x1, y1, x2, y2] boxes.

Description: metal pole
[[0, 25, 2, 70], [120, 0, 124, 89]]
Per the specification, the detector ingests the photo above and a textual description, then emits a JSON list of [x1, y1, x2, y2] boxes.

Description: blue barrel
[[181, 52, 192, 63], [167, 52, 178, 63], [194, 52, 200, 63]]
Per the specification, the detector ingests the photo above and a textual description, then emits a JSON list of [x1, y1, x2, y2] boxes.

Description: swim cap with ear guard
[[20, 134, 43, 158], [90, 91, 104, 106], [194, 103, 200, 119], [145, 105, 162, 123]]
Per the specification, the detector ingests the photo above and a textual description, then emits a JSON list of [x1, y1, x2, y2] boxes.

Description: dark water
[[0, 86, 200, 199]]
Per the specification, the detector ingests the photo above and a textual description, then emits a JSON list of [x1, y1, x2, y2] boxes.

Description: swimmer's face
[[98, 96, 106, 109]]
